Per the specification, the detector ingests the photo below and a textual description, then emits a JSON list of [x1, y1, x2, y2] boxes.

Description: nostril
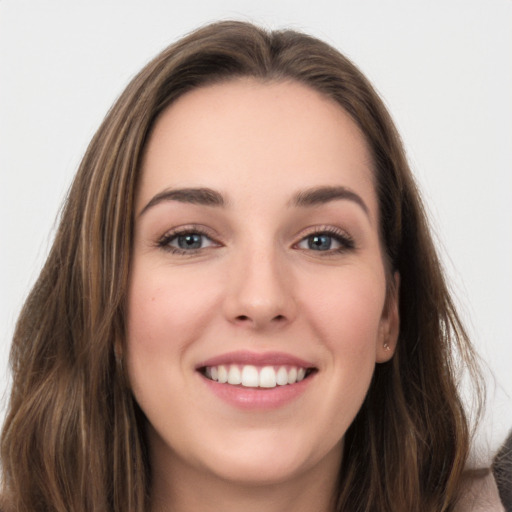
[[234, 314, 286, 324]]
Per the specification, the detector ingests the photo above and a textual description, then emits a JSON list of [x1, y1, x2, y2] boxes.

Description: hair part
[[1, 20, 483, 512]]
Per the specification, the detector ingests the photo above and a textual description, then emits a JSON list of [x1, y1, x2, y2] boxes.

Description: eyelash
[[157, 225, 218, 255], [295, 226, 355, 254], [157, 225, 355, 255]]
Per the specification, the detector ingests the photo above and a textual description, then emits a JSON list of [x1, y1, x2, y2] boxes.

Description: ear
[[376, 271, 400, 363]]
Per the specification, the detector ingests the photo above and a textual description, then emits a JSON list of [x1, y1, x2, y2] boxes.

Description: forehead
[[138, 78, 377, 216]]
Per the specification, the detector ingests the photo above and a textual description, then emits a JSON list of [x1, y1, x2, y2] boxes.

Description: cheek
[[287, 268, 387, 454], [126, 262, 221, 353], [305, 268, 385, 340], [124, 262, 224, 423], [309, 268, 386, 416]]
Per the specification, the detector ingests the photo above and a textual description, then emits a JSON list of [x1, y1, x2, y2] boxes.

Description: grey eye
[[165, 232, 216, 251], [296, 230, 354, 253], [307, 234, 332, 251], [176, 233, 204, 250]]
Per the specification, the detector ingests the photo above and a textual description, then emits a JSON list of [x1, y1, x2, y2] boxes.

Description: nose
[[222, 246, 297, 330]]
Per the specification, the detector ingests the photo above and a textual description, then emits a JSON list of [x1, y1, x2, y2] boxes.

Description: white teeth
[[241, 365, 259, 387], [259, 366, 277, 388], [203, 364, 312, 388], [287, 367, 297, 384], [227, 365, 241, 385], [218, 365, 228, 383], [276, 366, 288, 386]]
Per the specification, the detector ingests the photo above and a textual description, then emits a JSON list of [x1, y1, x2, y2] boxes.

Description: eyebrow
[[139, 187, 225, 216], [139, 184, 370, 218], [291, 186, 369, 216]]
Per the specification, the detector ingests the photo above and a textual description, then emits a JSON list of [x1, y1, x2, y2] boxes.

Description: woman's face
[[126, 79, 399, 488]]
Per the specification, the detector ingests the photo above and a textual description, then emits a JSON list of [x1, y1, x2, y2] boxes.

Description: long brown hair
[[1, 21, 483, 511]]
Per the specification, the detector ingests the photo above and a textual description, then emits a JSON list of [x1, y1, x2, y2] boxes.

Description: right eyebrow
[[290, 185, 370, 217], [139, 187, 226, 217]]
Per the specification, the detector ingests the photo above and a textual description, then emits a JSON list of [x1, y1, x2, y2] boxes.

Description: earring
[[383, 342, 391, 351]]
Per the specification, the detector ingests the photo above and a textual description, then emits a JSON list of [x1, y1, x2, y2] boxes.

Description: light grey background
[[1, 0, 511, 465]]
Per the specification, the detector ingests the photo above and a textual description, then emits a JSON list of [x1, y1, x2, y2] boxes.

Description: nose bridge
[[223, 235, 295, 328]]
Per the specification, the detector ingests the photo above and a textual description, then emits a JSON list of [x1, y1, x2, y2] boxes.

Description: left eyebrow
[[290, 185, 370, 217], [139, 187, 226, 217]]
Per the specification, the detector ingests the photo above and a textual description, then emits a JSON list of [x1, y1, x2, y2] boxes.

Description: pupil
[[178, 234, 202, 249], [309, 235, 331, 250]]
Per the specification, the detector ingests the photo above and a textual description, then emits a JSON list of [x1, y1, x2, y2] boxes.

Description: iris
[[177, 233, 203, 249], [308, 234, 332, 251]]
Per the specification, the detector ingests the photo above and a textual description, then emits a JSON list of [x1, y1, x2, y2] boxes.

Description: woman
[[0, 21, 490, 511]]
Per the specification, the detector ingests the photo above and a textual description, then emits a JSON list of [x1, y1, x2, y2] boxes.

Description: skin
[[126, 78, 400, 512]]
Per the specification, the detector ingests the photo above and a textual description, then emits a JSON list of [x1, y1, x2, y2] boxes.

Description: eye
[[173, 233, 210, 250], [302, 234, 334, 251], [296, 229, 355, 253], [158, 228, 218, 254]]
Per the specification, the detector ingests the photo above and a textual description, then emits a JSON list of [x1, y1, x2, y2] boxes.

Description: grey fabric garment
[[456, 470, 505, 511], [493, 430, 512, 512]]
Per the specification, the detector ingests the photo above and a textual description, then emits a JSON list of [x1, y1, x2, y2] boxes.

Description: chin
[[204, 455, 312, 487], [193, 432, 344, 488]]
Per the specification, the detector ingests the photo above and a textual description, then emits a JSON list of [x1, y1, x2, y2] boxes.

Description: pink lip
[[195, 351, 317, 410], [200, 374, 315, 410], [195, 350, 315, 370]]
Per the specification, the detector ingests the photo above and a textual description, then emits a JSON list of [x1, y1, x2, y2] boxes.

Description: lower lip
[[199, 373, 314, 410]]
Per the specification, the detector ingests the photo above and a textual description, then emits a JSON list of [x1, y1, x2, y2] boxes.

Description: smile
[[195, 351, 318, 408], [201, 364, 314, 388]]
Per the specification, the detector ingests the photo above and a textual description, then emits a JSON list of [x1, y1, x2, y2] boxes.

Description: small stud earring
[[383, 342, 390, 351]]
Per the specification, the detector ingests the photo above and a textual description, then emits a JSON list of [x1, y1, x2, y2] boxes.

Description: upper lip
[[195, 350, 316, 369]]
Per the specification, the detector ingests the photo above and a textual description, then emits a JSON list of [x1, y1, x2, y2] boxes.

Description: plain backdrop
[[1, 0, 511, 465]]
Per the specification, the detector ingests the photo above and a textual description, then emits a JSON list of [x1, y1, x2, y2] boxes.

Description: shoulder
[[454, 468, 505, 512], [493, 429, 512, 510]]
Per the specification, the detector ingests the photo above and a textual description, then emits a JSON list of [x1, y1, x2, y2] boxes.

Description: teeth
[[218, 365, 228, 383], [241, 365, 259, 387], [259, 366, 277, 388], [287, 367, 297, 384], [227, 365, 241, 385], [276, 366, 288, 386], [203, 364, 312, 388]]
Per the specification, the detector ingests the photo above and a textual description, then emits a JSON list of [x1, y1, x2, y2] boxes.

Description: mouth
[[196, 352, 317, 409], [198, 364, 317, 389]]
